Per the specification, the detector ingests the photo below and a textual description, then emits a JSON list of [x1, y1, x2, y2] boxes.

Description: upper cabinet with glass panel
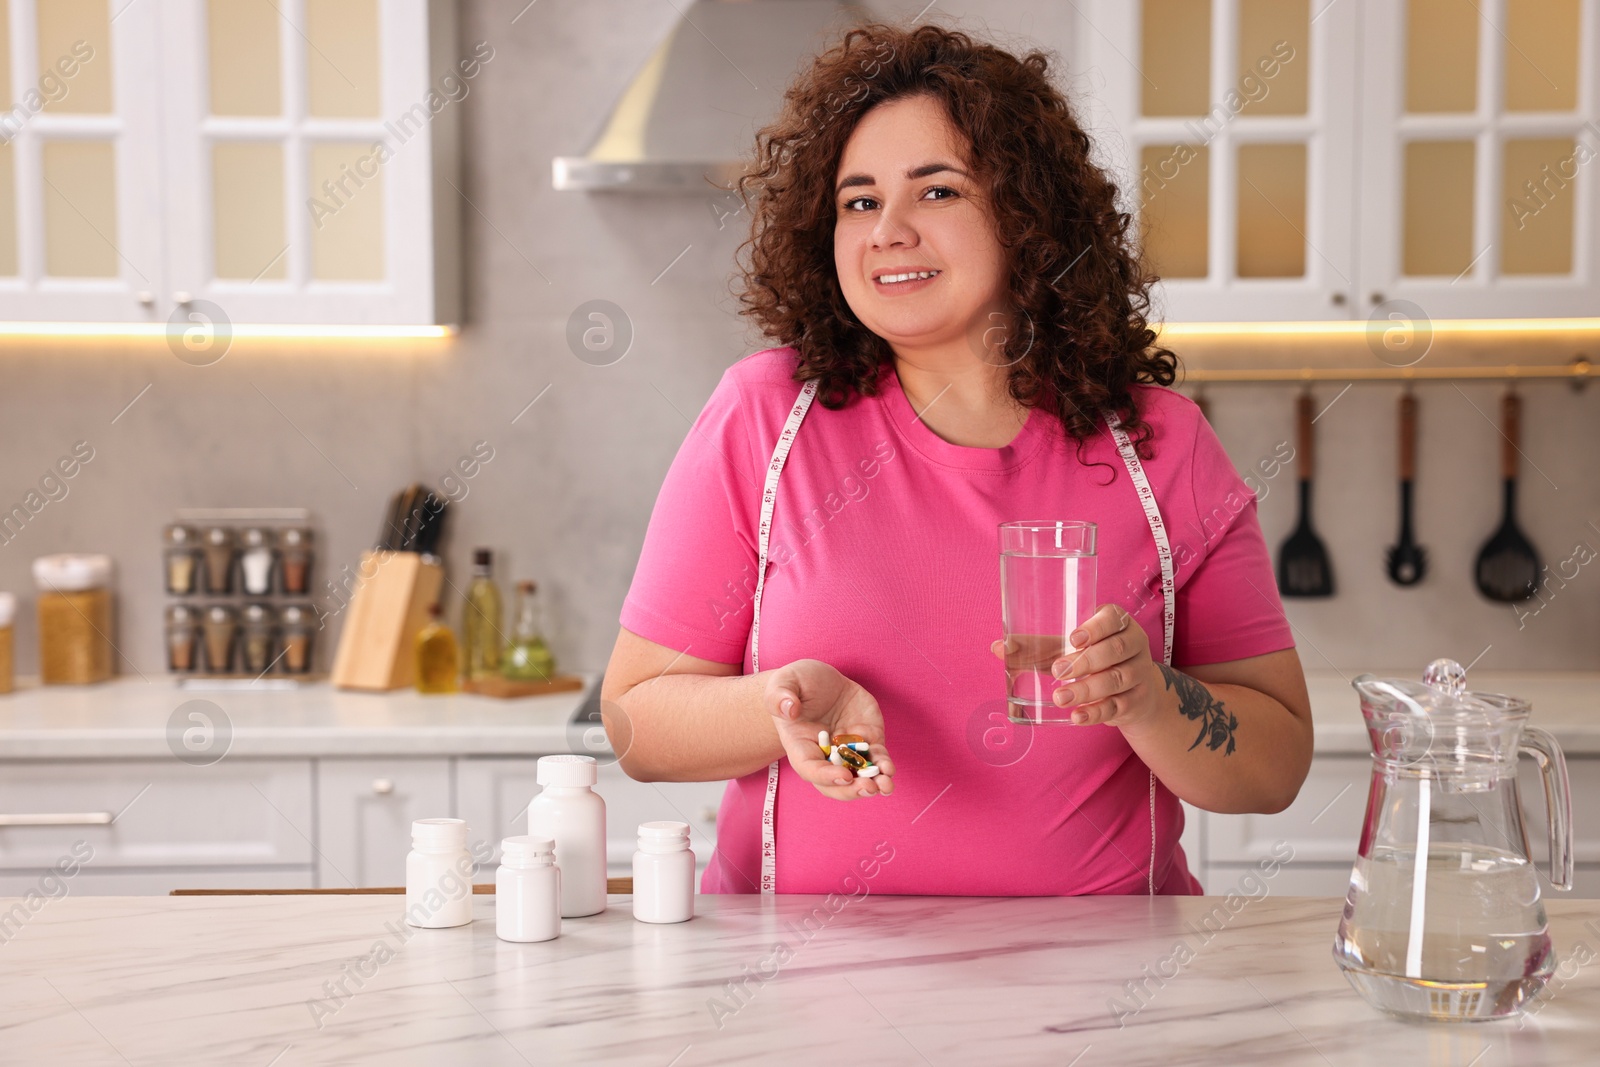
[[1077, 0, 1598, 322], [0, 0, 461, 328], [1360, 0, 1598, 319]]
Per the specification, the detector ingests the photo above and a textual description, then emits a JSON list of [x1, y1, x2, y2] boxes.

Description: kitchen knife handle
[[1296, 392, 1314, 480], [1501, 392, 1520, 480], [1398, 392, 1417, 481]]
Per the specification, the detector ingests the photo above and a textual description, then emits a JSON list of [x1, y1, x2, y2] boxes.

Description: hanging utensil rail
[[1181, 359, 1592, 384]]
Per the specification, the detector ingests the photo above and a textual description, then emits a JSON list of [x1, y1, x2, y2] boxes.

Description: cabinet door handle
[[0, 812, 114, 826], [371, 778, 395, 796]]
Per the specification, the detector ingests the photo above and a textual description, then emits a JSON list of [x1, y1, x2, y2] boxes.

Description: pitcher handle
[[1519, 726, 1574, 892]]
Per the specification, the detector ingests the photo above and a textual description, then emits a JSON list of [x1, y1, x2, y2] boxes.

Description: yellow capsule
[[836, 746, 869, 771], [832, 733, 868, 748]]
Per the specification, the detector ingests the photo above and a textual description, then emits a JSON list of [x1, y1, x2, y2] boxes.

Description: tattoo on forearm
[[1158, 664, 1238, 756]]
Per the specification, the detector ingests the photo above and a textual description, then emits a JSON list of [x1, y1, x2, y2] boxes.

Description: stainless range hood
[[553, 0, 866, 193]]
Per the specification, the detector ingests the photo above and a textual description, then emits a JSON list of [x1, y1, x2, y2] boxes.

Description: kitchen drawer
[[1207, 756, 1369, 865], [0, 759, 313, 872], [315, 758, 453, 889], [0, 867, 314, 897]]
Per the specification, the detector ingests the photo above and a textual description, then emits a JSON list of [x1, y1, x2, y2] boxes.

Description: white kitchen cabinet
[[1190, 755, 1600, 897], [0, 0, 460, 327], [594, 763, 725, 877], [0, 0, 167, 322], [1079, 0, 1360, 321], [455, 756, 542, 867], [1357, 0, 1600, 319], [1077, 0, 1600, 322], [314, 757, 452, 889], [0, 758, 313, 873]]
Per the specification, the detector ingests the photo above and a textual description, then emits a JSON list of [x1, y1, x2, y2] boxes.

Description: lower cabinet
[[1187, 756, 1600, 899], [314, 758, 453, 889], [4, 751, 1594, 897]]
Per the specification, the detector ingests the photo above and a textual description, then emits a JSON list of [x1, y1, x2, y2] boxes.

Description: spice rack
[[162, 508, 323, 689]]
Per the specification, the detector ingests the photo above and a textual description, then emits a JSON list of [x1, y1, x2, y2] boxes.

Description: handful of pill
[[818, 730, 880, 779]]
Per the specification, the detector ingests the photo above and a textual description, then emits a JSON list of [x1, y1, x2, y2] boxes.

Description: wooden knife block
[[330, 551, 444, 691]]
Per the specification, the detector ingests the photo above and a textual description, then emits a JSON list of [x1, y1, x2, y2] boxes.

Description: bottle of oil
[[462, 547, 503, 680], [502, 580, 556, 682], [414, 604, 459, 694]]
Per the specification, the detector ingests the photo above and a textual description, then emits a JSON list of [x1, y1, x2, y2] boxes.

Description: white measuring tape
[[750, 383, 1174, 896]]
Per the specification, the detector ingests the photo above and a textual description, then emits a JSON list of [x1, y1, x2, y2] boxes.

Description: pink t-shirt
[[620, 347, 1295, 896]]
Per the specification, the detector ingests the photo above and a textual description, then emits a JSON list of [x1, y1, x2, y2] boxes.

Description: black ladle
[[1277, 392, 1334, 597], [1473, 392, 1542, 602], [1385, 392, 1427, 585]]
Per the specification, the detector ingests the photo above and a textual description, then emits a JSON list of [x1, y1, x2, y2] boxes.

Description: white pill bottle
[[632, 821, 695, 924], [496, 836, 560, 943], [405, 818, 473, 929], [525, 754, 606, 917]]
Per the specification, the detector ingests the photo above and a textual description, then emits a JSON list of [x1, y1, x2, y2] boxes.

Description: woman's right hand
[[763, 659, 894, 800]]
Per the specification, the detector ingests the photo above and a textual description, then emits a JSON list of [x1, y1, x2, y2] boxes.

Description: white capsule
[[859, 765, 880, 778], [829, 748, 844, 767], [818, 730, 830, 748]]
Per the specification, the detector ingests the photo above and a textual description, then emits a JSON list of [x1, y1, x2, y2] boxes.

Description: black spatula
[[1474, 392, 1541, 602], [1385, 391, 1427, 585], [1277, 392, 1334, 597]]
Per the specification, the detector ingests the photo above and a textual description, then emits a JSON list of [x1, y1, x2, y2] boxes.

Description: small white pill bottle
[[632, 821, 695, 924], [525, 754, 607, 917], [496, 836, 560, 943], [405, 818, 474, 929]]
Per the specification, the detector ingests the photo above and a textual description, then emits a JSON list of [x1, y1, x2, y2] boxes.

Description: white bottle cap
[[32, 554, 112, 592], [637, 821, 691, 852], [411, 818, 468, 849], [0, 593, 13, 627], [537, 754, 597, 787], [500, 836, 556, 865]]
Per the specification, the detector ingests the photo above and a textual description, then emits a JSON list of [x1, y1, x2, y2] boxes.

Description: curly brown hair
[[734, 23, 1178, 457]]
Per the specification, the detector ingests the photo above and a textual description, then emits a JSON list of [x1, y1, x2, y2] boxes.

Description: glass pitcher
[[1333, 659, 1573, 1021]]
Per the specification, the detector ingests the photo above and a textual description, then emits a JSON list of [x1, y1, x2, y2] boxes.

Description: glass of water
[[999, 520, 1098, 725]]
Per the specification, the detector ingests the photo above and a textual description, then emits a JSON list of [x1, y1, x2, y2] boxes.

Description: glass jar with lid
[[279, 527, 314, 595], [239, 528, 276, 597], [163, 525, 201, 595], [279, 604, 316, 674], [33, 554, 113, 685], [240, 603, 278, 674], [164, 603, 202, 672]]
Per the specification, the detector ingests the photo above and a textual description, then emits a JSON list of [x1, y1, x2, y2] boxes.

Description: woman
[[602, 24, 1312, 896]]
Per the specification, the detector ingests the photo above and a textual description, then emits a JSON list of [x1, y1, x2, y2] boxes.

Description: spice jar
[[239, 528, 276, 597], [0, 592, 14, 694], [33, 554, 113, 685], [164, 604, 201, 672], [279, 603, 315, 674], [279, 527, 313, 594], [202, 527, 236, 594], [163, 525, 201, 595], [240, 603, 277, 674], [202, 604, 238, 673]]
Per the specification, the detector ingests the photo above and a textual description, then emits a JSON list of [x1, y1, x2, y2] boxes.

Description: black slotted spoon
[[1385, 391, 1427, 585], [1474, 391, 1542, 602], [1277, 392, 1334, 597]]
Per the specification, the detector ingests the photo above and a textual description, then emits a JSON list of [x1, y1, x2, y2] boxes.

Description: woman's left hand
[[990, 603, 1165, 728]]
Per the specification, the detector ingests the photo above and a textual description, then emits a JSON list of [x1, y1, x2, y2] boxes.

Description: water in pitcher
[[1333, 842, 1554, 1021], [1000, 551, 1096, 724]]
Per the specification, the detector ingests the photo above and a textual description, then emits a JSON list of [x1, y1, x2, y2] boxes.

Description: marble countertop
[[0, 675, 598, 758], [0, 668, 1593, 760], [2, 892, 1596, 1065]]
